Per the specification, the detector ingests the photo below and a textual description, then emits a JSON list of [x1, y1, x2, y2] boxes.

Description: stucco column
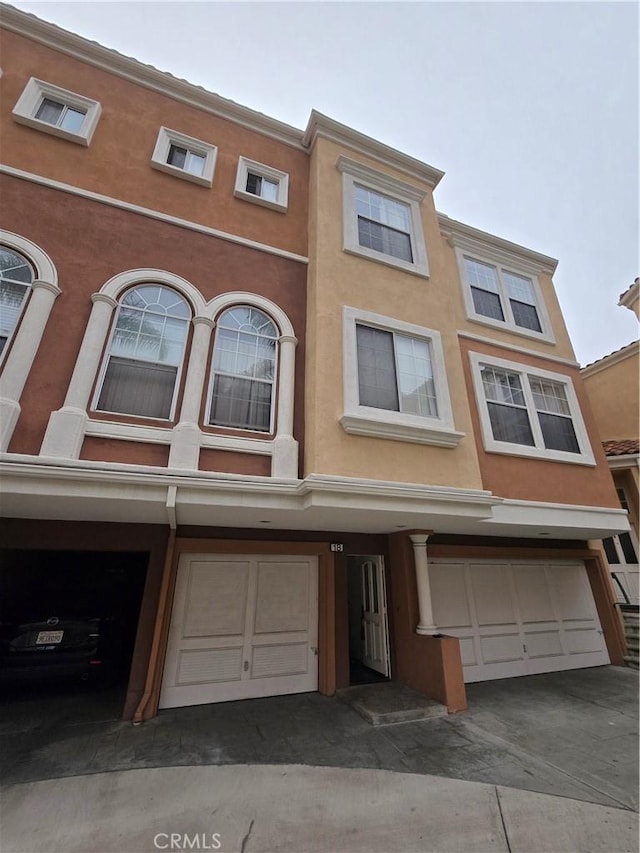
[[41, 292, 117, 458], [272, 334, 299, 479], [0, 280, 61, 452], [168, 315, 214, 470], [410, 532, 438, 635]]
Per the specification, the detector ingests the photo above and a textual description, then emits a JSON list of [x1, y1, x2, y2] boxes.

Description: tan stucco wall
[[304, 137, 484, 489], [581, 346, 640, 441], [440, 239, 577, 361], [0, 30, 309, 256]]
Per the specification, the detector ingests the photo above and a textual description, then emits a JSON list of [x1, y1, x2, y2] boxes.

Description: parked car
[[0, 615, 119, 684]]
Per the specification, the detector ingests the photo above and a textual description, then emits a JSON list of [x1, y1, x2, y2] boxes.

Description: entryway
[[347, 555, 391, 685], [159, 553, 318, 708]]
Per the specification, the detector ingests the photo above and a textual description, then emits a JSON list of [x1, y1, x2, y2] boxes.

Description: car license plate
[[36, 630, 64, 645]]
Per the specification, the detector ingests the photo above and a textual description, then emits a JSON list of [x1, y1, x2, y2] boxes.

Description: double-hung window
[[470, 352, 594, 464], [338, 157, 429, 277], [95, 285, 191, 420], [458, 251, 553, 341], [0, 247, 34, 358], [12, 78, 102, 146], [151, 127, 217, 187], [341, 307, 463, 446], [208, 307, 278, 432], [234, 157, 289, 211]]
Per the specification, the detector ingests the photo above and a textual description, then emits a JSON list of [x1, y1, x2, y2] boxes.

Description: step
[[337, 682, 448, 726], [623, 656, 639, 670]]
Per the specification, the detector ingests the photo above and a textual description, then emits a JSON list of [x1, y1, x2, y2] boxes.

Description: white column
[[410, 533, 438, 635], [272, 334, 299, 478], [168, 315, 214, 470], [41, 292, 117, 458], [0, 280, 61, 452]]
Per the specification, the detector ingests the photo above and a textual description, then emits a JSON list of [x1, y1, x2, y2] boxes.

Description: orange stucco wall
[[459, 337, 620, 507], [0, 30, 308, 257]]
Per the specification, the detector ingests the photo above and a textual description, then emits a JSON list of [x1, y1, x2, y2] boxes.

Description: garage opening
[[0, 550, 148, 707]]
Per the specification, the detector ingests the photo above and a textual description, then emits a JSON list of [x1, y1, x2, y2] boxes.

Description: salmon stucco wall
[[2, 175, 307, 470], [459, 337, 620, 508], [0, 29, 309, 257]]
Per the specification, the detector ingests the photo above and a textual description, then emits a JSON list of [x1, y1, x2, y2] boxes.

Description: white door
[[159, 554, 318, 708], [356, 556, 390, 676], [430, 559, 610, 683]]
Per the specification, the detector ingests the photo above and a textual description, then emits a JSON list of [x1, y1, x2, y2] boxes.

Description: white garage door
[[160, 553, 318, 708], [430, 560, 610, 683]]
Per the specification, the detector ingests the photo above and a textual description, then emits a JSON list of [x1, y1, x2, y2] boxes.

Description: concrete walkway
[[3, 764, 638, 853]]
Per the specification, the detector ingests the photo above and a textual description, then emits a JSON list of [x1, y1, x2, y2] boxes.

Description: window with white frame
[[12, 78, 102, 146], [457, 250, 553, 341], [151, 127, 217, 187], [0, 246, 34, 357], [234, 157, 289, 211], [208, 306, 279, 432], [341, 307, 463, 446], [338, 157, 429, 277], [469, 352, 594, 464], [94, 285, 191, 420]]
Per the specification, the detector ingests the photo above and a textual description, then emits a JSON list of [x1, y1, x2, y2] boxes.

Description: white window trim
[[151, 127, 217, 187], [341, 306, 464, 447], [234, 156, 289, 212], [90, 277, 194, 423], [338, 156, 430, 279], [205, 307, 280, 436], [454, 244, 555, 344], [469, 351, 595, 465], [12, 77, 102, 146]]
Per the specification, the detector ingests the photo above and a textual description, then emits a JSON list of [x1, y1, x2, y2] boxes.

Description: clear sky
[[7, 0, 639, 365]]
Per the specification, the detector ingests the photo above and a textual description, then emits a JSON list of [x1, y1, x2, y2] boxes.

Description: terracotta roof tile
[[603, 439, 639, 456]]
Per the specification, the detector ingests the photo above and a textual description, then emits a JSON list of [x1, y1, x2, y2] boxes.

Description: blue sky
[[8, 0, 640, 364]]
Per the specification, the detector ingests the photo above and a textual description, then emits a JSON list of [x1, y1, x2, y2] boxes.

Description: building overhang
[[0, 455, 630, 541]]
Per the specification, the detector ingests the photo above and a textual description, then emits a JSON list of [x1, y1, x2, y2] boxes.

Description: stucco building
[[0, 5, 629, 721], [581, 285, 640, 604]]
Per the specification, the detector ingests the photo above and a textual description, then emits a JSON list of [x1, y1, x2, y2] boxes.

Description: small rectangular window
[[12, 78, 102, 146], [235, 157, 289, 211], [151, 127, 217, 187]]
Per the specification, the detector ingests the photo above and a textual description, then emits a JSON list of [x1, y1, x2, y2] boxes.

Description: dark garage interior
[[0, 550, 148, 700]]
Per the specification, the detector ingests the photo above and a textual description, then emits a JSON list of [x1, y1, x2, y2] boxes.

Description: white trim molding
[[234, 157, 289, 212], [12, 77, 102, 146], [0, 166, 309, 265], [341, 306, 464, 447], [338, 156, 430, 278], [469, 351, 595, 466], [0, 230, 60, 452], [151, 126, 217, 187], [458, 330, 579, 368], [454, 245, 556, 345]]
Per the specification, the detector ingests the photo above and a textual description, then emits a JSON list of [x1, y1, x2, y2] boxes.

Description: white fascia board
[[438, 212, 558, 274], [304, 110, 444, 188], [607, 455, 639, 470], [1, 5, 305, 150], [485, 498, 631, 537]]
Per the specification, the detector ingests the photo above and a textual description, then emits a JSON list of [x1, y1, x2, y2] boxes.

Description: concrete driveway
[[1, 666, 638, 811]]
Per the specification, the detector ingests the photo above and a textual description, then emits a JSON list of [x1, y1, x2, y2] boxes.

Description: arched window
[[95, 284, 191, 420], [0, 246, 34, 357], [208, 306, 278, 432]]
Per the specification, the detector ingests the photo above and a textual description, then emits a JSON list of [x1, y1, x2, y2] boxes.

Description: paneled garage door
[[159, 554, 318, 708], [430, 560, 609, 682]]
